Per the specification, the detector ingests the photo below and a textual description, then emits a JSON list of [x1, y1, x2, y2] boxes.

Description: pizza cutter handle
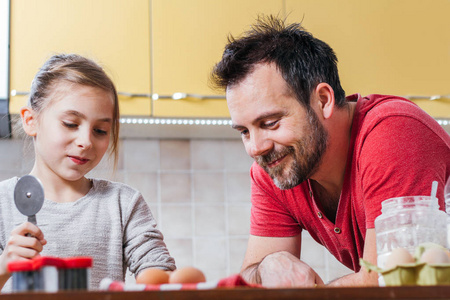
[[28, 215, 37, 226], [25, 215, 37, 237]]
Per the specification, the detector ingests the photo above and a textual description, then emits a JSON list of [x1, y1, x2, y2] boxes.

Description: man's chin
[[272, 175, 302, 190]]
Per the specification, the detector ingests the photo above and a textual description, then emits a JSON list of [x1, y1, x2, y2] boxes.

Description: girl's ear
[[20, 107, 37, 137]]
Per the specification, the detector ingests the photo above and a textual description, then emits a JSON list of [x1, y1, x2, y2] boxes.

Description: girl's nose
[[76, 130, 93, 150]]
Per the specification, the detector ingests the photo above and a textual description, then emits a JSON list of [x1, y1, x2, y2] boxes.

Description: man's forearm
[[327, 270, 378, 287]]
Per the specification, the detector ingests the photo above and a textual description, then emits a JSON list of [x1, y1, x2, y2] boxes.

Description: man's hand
[[0, 222, 47, 289], [257, 251, 324, 288]]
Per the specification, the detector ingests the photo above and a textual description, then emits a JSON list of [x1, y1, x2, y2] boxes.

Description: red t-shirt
[[250, 94, 450, 271]]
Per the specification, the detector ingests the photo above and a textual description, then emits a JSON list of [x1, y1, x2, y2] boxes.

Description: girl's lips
[[69, 156, 89, 165]]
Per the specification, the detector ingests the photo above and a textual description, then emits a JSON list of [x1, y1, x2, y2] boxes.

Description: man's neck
[[309, 101, 357, 223]]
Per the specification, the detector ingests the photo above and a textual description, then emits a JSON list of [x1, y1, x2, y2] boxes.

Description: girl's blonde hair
[[29, 54, 120, 168]]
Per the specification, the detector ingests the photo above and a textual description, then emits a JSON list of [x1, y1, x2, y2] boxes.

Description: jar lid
[[63, 257, 93, 269], [381, 196, 439, 212], [7, 260, 34, 272]]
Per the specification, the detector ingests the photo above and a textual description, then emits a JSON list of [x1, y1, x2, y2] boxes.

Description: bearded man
[[211, 16, 450, 287]]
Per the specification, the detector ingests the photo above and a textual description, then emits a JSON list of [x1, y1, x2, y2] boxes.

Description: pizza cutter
[[14, 175, 44, 226]]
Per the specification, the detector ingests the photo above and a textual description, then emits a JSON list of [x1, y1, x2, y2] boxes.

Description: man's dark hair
[[211, 15, 346, 108]]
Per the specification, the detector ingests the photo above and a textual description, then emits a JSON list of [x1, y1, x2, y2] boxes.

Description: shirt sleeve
[[359, 115, 448, 228], [249, 163, 303, 237], [122, 192, 176, 274]]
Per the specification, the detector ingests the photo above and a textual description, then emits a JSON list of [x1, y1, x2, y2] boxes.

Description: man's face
[[227, 63, 328, 190]]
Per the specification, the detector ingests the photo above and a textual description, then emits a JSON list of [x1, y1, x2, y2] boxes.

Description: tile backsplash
[[0, 135, 352, 284]]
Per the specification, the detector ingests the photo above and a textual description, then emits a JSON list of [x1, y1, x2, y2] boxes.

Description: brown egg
[[385, 247, 414, 269], [420, 248, 450, 264], [169, 266, 206, 284], [136, 268, 170, 284]]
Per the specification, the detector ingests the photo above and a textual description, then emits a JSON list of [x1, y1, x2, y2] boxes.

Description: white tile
[[226, 172, 251, 203], [194, 237, 227, 271], [164, 238, 193, 268], [229, 238, 248, 274], [193, 172, 225, 203], [0, 139, 23, 171], [227, 204, 251, 236], [125, 172, 158, 204], [191, 140, 224, 170], [300, 232, 326, 269], [202, 268, 228, 283], [160, 173, 191, 203], [123, 139, 159, 172], [160, 204, 192, 238], [160, 140, 191, 171], [125, 268, 136, 284], [194, 205, 226, 236], [223, 140, 253, 171], [325, 251, 353, 283]]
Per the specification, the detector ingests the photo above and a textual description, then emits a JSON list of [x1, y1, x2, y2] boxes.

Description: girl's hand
[[0, 222, 47, 285]]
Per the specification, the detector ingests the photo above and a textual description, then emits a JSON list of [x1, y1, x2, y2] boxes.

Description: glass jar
[[445, 177, 450, 247], [375, 196, 448, 269]]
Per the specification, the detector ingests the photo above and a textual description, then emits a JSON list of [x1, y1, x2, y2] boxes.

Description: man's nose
[[246, 132, 273, 158]]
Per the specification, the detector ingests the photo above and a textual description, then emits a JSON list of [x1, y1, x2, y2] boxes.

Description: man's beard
[[255, 109, 328, 190]]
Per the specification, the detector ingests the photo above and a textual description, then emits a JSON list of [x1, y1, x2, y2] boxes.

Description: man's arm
[[240, 234, 324, 287], [241, 234, 301, 283], [327, 228, 378, 286]]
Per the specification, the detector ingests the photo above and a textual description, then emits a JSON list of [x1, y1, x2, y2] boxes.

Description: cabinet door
[[151, 0, 283, 117], [286, 0, 450, 118], [10, 0, 152, 116]]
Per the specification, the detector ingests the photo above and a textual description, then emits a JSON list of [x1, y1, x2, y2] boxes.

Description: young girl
[[0, 54, 175, 292]]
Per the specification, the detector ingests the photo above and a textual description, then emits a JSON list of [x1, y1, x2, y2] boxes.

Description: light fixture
[[119, 117, 232, 126]]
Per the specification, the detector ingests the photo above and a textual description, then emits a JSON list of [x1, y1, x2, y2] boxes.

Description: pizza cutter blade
[[14, 175, 44, 225]]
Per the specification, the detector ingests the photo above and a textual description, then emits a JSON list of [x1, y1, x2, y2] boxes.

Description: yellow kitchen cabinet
[[285, 0, 450, 118], [151, 0, 283, 117], [10, 0, 152, 116]]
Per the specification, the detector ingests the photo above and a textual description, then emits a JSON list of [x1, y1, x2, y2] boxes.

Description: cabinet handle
[[119, 92, 226, 100], [10, 90, 449, 101], [11, 90, 226, 100]]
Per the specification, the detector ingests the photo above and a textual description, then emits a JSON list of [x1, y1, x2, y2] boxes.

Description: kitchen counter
[[1, 286, 450, 300]]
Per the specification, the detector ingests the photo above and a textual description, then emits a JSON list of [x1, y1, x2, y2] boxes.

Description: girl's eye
[[94, 128, 108, 136], [63, 122, 77, 128]]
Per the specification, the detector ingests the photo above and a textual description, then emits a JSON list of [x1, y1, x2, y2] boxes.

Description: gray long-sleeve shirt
[[0, 177, 175, 292]]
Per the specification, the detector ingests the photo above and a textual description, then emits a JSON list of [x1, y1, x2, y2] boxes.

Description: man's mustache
[[256, 146, 295, 168]]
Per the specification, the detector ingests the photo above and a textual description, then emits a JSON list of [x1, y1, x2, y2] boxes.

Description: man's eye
[[240, 129, 249, 136], [264, 120, 278, 128]]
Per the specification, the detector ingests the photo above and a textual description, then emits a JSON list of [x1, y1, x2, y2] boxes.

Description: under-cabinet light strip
[[437, 119, 449, 126], [119, 117, 233, 126], [120, 118, 450, 127]]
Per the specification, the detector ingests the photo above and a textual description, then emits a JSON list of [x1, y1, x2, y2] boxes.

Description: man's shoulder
[[356, 94, 441, 132], [361, 94, 420, 115]]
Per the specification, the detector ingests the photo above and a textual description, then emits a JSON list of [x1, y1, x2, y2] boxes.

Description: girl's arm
[[123, 193, 175, 275]]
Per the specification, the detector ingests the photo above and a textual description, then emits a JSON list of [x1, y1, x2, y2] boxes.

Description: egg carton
[[360, 243, 450, 286]]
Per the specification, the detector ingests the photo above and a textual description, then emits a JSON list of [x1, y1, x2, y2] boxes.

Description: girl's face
[[30, 82, 114, 182]]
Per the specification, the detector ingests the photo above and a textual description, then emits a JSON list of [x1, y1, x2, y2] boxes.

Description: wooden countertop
[[1, 286, 450, 300]]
